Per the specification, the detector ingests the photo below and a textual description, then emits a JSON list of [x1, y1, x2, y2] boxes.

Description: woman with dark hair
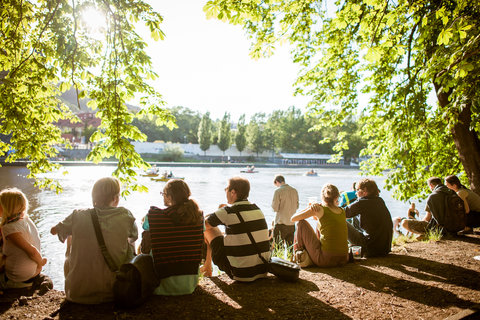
[[345, 178, 393, 257], [445, 175, 480, 235], [291, 184, 348, 267], [141, 179, 204, 295]]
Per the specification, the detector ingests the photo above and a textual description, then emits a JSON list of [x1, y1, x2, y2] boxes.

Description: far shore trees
[[198, 112, 212, 156], [235, 114, 247, 156], [217, 112, 232, 157], [204, 0, 480, 199]]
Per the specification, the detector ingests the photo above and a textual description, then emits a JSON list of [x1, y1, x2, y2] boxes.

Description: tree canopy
[[0, 0, 174, 193], [204, 0, 480, 200]]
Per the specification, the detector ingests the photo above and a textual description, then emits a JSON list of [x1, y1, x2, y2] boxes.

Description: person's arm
[[51, 212, 74, 243], [271, 190, 280, 212], [457, 190, 470, 213], [345, 201, 362, 218], [295, 189, 299, 210], [291, 203, 324, 222], [7, 232, 47, 275], [423, 210, 432, 222]]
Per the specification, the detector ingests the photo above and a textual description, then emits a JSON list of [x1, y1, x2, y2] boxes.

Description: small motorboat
[[241, 166, 258, 173], [304, 170, 318, 176]]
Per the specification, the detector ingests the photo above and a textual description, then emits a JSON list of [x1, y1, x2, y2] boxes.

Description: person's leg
[[274, 224, 295, 250], [294, 220, 324, 266], [202, 226, 223, 277], [283, 225, 295, 252], [401, 219, 428, 235], [346, 221, 367, 247]]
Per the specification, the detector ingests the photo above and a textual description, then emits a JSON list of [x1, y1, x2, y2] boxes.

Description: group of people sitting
[[398, 176, 480, 237], [0, 174, 477, 305]]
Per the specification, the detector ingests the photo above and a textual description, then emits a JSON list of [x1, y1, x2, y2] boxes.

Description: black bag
[[443, 191, 466, 233], [90, 210, 159, 308], [268, 257, 300, 282], [233, 211, 300, 282], [113, 254, 160, 308]]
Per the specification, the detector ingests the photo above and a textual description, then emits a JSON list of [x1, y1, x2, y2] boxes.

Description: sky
[[142, 1, 310, 121]]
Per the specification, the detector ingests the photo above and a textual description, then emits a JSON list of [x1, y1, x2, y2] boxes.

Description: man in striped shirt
[[202, 176, 270, 282]]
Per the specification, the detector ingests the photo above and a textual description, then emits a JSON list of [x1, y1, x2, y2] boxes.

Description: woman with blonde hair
[[291, 184, 348, 267], [51, 177, 138, 304], [0, 188, 46, 289], [140, 179, 204, 295]]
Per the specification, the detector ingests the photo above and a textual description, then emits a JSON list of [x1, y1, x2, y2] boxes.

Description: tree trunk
[[435, 84, 480, 194], [450, 104, 480, 194]]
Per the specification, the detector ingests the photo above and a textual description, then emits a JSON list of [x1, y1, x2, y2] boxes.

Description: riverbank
[[2, 234, 479, 320], [0, 160, 355, 169]]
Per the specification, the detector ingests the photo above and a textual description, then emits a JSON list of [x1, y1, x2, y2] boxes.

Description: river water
[[0, 165, 413, 289]]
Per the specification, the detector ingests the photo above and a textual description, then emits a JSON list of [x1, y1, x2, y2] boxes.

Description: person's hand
[[50, 227, 57, 235], [218, 203, 227, 209], [310, 203, 322, 212], [200, 263, 212, 277], [36, 258, 47, 275]]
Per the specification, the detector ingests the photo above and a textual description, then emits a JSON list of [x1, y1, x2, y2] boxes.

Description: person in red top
[[141, 179, 204, 295]]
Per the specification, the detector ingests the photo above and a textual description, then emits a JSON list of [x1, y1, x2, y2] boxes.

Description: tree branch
[[9, 0, 60, 78]]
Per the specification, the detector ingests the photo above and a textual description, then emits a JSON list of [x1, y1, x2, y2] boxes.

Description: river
[[0, 165, 414, 289]]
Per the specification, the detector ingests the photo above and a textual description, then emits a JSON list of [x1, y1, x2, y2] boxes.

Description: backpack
[[441, 191, 466, 233]]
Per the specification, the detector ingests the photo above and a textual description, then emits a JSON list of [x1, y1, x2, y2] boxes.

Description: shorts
[[403, 219, 429, 234], [210, 236, 233, 278]]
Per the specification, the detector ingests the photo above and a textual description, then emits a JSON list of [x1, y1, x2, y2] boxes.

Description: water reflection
[[0, 165, 412, 289]]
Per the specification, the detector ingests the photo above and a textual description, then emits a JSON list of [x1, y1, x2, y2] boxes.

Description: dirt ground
[[1, 234, 480, 320]]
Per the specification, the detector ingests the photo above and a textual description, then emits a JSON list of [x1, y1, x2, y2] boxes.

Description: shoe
[[457, 229, 473, 236], [415, 235, 426, 241], [295, 250, 313, 268]]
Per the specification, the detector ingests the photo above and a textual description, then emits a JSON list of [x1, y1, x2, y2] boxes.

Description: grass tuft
[[423, 227, 444, 242], [271, 237, 294, 261]]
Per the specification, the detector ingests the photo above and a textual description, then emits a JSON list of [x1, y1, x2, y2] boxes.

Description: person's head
[[356, 178, 380, 197], [0, 188, 28, 226], [274, 175, 285, 187], [226, 176, 250, 204], [321, 184, 340, 207], [410, 203, 416, 209], [162, 179, 202, 225], [427, 177, 442, 191], [162, 179, 191, 207], [92, 177, 121, 208], [445, 175, 463, 191]]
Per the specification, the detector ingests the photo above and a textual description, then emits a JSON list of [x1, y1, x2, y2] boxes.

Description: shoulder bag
[[89, 209, 159, 308], [233, 211, 300, 282]]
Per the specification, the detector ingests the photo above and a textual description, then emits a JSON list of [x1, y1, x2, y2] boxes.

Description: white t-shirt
[[1, 215, 41, 282]]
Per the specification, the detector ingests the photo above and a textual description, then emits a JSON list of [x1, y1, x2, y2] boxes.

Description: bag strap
[[233, 211, 269, 266], [90, 208, 118, 272]]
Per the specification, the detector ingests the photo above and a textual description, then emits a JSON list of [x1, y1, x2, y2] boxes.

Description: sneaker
[[457, 229, 473, 236], [295, 250, 313, 268]]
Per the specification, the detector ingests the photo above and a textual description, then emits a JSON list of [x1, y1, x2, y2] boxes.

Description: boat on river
[[304, 170, 318, 176]]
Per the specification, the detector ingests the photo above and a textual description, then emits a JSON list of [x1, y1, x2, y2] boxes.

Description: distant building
[[278, 153, 343, 165], [55, 112, 100, 144]]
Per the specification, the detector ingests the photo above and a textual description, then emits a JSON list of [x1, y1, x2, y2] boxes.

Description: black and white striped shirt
[[206, 200, 270, 281]]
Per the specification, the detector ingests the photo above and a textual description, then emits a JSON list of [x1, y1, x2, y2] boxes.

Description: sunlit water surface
[[0, 165, 415, 289]]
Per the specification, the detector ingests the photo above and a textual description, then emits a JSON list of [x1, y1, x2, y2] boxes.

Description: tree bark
[[450, 104, 480, 194], [435, 84, 480, 194]]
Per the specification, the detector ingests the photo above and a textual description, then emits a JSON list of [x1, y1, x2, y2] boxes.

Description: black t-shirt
[[346, 196, 393, 257]]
